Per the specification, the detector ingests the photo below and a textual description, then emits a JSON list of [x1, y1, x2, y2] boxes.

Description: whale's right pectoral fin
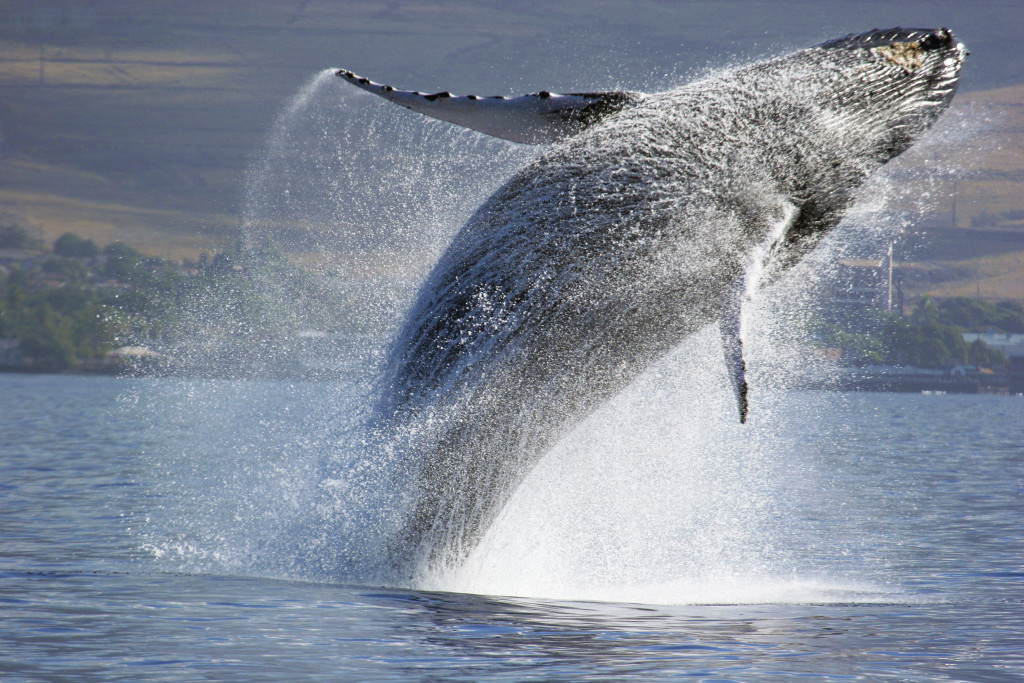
[[336, 69, 640, 144], [719, 198, 801, 424], [719, 288, 750, 424]]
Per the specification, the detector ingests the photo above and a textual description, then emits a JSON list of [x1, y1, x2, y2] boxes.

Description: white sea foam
[[416, 328, 878, 604]]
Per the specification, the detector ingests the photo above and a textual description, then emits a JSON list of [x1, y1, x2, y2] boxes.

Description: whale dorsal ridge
[[336, 69, 640, 144]]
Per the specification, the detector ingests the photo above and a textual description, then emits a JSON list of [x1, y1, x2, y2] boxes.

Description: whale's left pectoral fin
[[336, 69, 640, 144], [719, 291, 749, 424]]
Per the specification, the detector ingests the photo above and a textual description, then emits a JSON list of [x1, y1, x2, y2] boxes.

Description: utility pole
[[887, 241, 894, 313], [952, 180, 958, 227]]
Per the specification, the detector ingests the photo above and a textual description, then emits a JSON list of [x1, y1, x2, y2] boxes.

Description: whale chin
[[335, 28, 966, 578]]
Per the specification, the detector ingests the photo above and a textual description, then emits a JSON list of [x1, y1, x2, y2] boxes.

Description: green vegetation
[[0, 227, 252, 373], [1, 224, 1020, 376], [1, 230, 166, 371], [929, 297, 1024, 333], [53, 233, 100, 259], [0, 226, 367, 376], [816, 296, 1018, 368], [1, 265, 113, 372]]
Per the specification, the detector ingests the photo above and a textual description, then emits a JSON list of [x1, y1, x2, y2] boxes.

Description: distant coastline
[[4, 362, 1022, 398], [2, 226, 1023, 392], [802, 364, 1023, 395]]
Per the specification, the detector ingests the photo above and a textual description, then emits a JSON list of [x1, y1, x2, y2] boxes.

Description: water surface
[[1, 373, 1022, 681]]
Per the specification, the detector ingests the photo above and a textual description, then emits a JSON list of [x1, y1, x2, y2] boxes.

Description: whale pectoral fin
[[719, 197, 801, 423], [719, 285, 749, 424], [336, 69, 640, 144]]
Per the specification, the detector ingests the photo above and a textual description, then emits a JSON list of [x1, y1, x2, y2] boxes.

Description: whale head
[[687, 27, 969, 277], [810, 27, 967, 162]]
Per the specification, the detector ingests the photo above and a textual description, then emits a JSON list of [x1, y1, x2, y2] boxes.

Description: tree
[[0, 225, 43, 250], [42, 256, 88, 283], [966, 339, 1008, 368], [883, 318, 968, 368], [992, 301, 1024, 333], [936, 297, 1024, 333], [14, 301, 78, 372], [19, 330, 76, 371], [911, 296, 941, 325], [53, 232, 100, 258], [101, 242, 143, 281]]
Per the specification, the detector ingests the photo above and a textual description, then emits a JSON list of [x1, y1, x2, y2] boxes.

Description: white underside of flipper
[[336, 69, 640, 144], [719, 200, 800, 423]]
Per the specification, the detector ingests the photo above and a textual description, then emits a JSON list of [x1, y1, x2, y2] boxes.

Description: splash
[[137, 35, 977, 605], [364, 29, 965, 581], [158, 68, 534, 380], [134, 67, 533, 580]]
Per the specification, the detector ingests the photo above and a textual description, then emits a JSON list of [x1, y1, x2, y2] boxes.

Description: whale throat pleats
[[336, 69, 641, 144]]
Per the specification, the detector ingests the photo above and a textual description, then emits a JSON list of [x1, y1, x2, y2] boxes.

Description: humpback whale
[[336, 28, 966, 577]]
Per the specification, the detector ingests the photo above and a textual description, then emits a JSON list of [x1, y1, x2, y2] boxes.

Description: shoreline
[[3, 365, 1021, 395]]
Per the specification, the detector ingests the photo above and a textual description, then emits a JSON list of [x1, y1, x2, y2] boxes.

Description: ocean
[[1, 370, 1021, 681]]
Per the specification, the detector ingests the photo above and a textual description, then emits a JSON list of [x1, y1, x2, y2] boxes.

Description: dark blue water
[[1, 371, 1022, 681]]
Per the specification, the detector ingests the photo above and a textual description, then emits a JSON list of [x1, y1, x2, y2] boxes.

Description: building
[[961, 332, 1024, 359]]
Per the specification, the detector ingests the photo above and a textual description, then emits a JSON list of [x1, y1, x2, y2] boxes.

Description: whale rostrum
[[336, 28, 966, 575]]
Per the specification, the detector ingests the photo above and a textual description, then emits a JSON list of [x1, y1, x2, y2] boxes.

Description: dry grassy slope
[[885, 83, 1024, 302], [0, 38, 264, 258], [0, 0, 665, 259], [0, 10, 1022, 296]]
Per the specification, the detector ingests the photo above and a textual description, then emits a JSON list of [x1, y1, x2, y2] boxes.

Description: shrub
[[53, 232, 100, 258]]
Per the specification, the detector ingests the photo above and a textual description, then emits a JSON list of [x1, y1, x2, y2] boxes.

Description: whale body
[[336, 28, 966, 577]]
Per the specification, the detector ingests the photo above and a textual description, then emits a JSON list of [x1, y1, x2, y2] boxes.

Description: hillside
[[1, 2, 1023, 299], [881, 82, 1024, 303]]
